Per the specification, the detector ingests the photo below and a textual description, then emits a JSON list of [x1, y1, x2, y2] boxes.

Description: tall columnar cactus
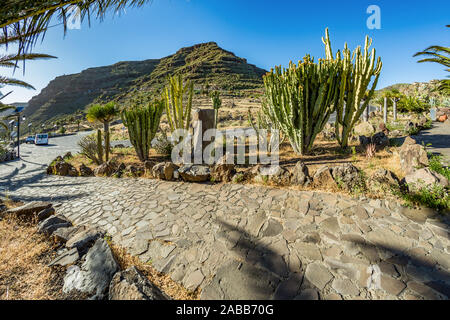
[[121, 98, 164, 162], [163, 74, 193, 133], [210, 90, 222, 129], [322, 28, 382, 149], [262, 56, 342, 155]]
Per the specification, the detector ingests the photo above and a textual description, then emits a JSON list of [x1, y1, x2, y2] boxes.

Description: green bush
[[429, 154, 450, 180], [400, 183, 449, 211]]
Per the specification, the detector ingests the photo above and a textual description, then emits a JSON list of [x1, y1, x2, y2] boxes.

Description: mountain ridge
[[23, 42, 267, 128]]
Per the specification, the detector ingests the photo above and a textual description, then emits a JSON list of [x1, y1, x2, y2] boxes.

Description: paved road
[[1, 133, 450, 300], [413, 122, 450, 165]]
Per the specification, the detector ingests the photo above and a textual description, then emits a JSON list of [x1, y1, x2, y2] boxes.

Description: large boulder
[[368, 169, 402, 195], [211, 163, 236, 183], [66, 227, 104, 254], [79, 164, 94, 177], [312, 166, 336, 189], [63, 238, 119, 300], [399, 137, 429, 174], [152, 162, 178, 181], [290, 161, 311, 186], [4, 201, 52, 218], [371, 132, 389, 150], [254, 165, 291, 186], [330, 163, 363, 191], [404, 168, 449, 191], [178, 164, 211, 182], [38, 214, 72, 235], [93, 162, 115, 176], [354, 122, 375, 137], [109, 266, 170, 300], [126, 164, 145, 177], [50, 161, 79, 177]]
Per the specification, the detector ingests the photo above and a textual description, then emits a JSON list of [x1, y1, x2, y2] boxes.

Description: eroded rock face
[[404, 168, 449, 191], [152, 162, 178, 181], [399, 137, 429, 174], [290, 161, 311, 187], [79, 164, 94, 177], [63, 238, 119, 300], [109, 266, 170, 300], [178, 165, 210, 182]]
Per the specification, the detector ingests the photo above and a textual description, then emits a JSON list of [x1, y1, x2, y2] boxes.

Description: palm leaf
[[0, 1, 152, 55], [0, 76, 35, 89]]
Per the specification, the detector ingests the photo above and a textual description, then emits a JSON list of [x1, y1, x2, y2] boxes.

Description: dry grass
[[0, 202, 66, 300], [108, 241, 199, 300]]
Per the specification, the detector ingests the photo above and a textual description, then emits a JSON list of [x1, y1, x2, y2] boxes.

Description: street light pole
[[17, 114, 20, 158]]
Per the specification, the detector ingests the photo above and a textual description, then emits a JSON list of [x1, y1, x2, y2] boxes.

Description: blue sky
[[1, 0, 449, 103]]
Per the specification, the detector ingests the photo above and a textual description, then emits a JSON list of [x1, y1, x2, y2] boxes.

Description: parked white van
[[35, 133, 49, 145]]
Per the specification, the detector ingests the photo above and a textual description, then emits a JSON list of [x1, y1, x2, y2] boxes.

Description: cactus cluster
[[260, 28, 383, 154], [121, 97, 164, 162], [163, 74, 193, 133], [322, 28, 382, 148], [210, 90, 222, 129], [262, 56, 342, 155]]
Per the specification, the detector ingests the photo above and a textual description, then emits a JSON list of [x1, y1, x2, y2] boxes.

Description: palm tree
[[414, 25, 450, 96], [86, 102, 118, 162], [0, 1, 152, 55], [0, 28, 56, 130]]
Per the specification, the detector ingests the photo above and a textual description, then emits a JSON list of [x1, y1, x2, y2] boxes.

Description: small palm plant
[[86, 102, 118, 163]]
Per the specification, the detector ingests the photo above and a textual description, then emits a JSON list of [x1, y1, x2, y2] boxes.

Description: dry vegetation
[[109, 242, 199, 300], [0, 201, 66, 300]]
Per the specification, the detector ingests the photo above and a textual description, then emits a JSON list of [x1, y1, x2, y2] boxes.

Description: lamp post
[[28, 123, 32, 135], [13, 107, 24, 159]]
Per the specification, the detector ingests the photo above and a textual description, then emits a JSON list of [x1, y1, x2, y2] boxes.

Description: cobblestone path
[[1, 165, 449, 300]]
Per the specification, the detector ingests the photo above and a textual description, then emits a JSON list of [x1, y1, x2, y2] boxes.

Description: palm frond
[[0, 1, 152, 55], [0, 76, 35, 89]]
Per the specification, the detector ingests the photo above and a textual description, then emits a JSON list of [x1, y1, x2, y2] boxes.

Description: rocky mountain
[[375, 80, 449, 105], [23, 42, 267, 127]]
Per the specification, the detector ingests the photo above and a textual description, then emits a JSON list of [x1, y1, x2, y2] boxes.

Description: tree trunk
[[104, 122, 110, 162], [97, 129, 103, 164], [393, 99, 397, 121], [383, 97, 388, 124]]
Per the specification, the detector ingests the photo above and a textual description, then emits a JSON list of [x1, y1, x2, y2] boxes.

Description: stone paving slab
[[1, 169, 450, 300]]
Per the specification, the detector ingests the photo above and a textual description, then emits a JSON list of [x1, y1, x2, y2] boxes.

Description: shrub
[[400, 183, 449, 211], [429, 154, 450, 180], [78, 134, 102, 165]]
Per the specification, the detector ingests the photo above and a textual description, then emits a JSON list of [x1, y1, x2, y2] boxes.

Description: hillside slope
[[24, 42, 267, 127]]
